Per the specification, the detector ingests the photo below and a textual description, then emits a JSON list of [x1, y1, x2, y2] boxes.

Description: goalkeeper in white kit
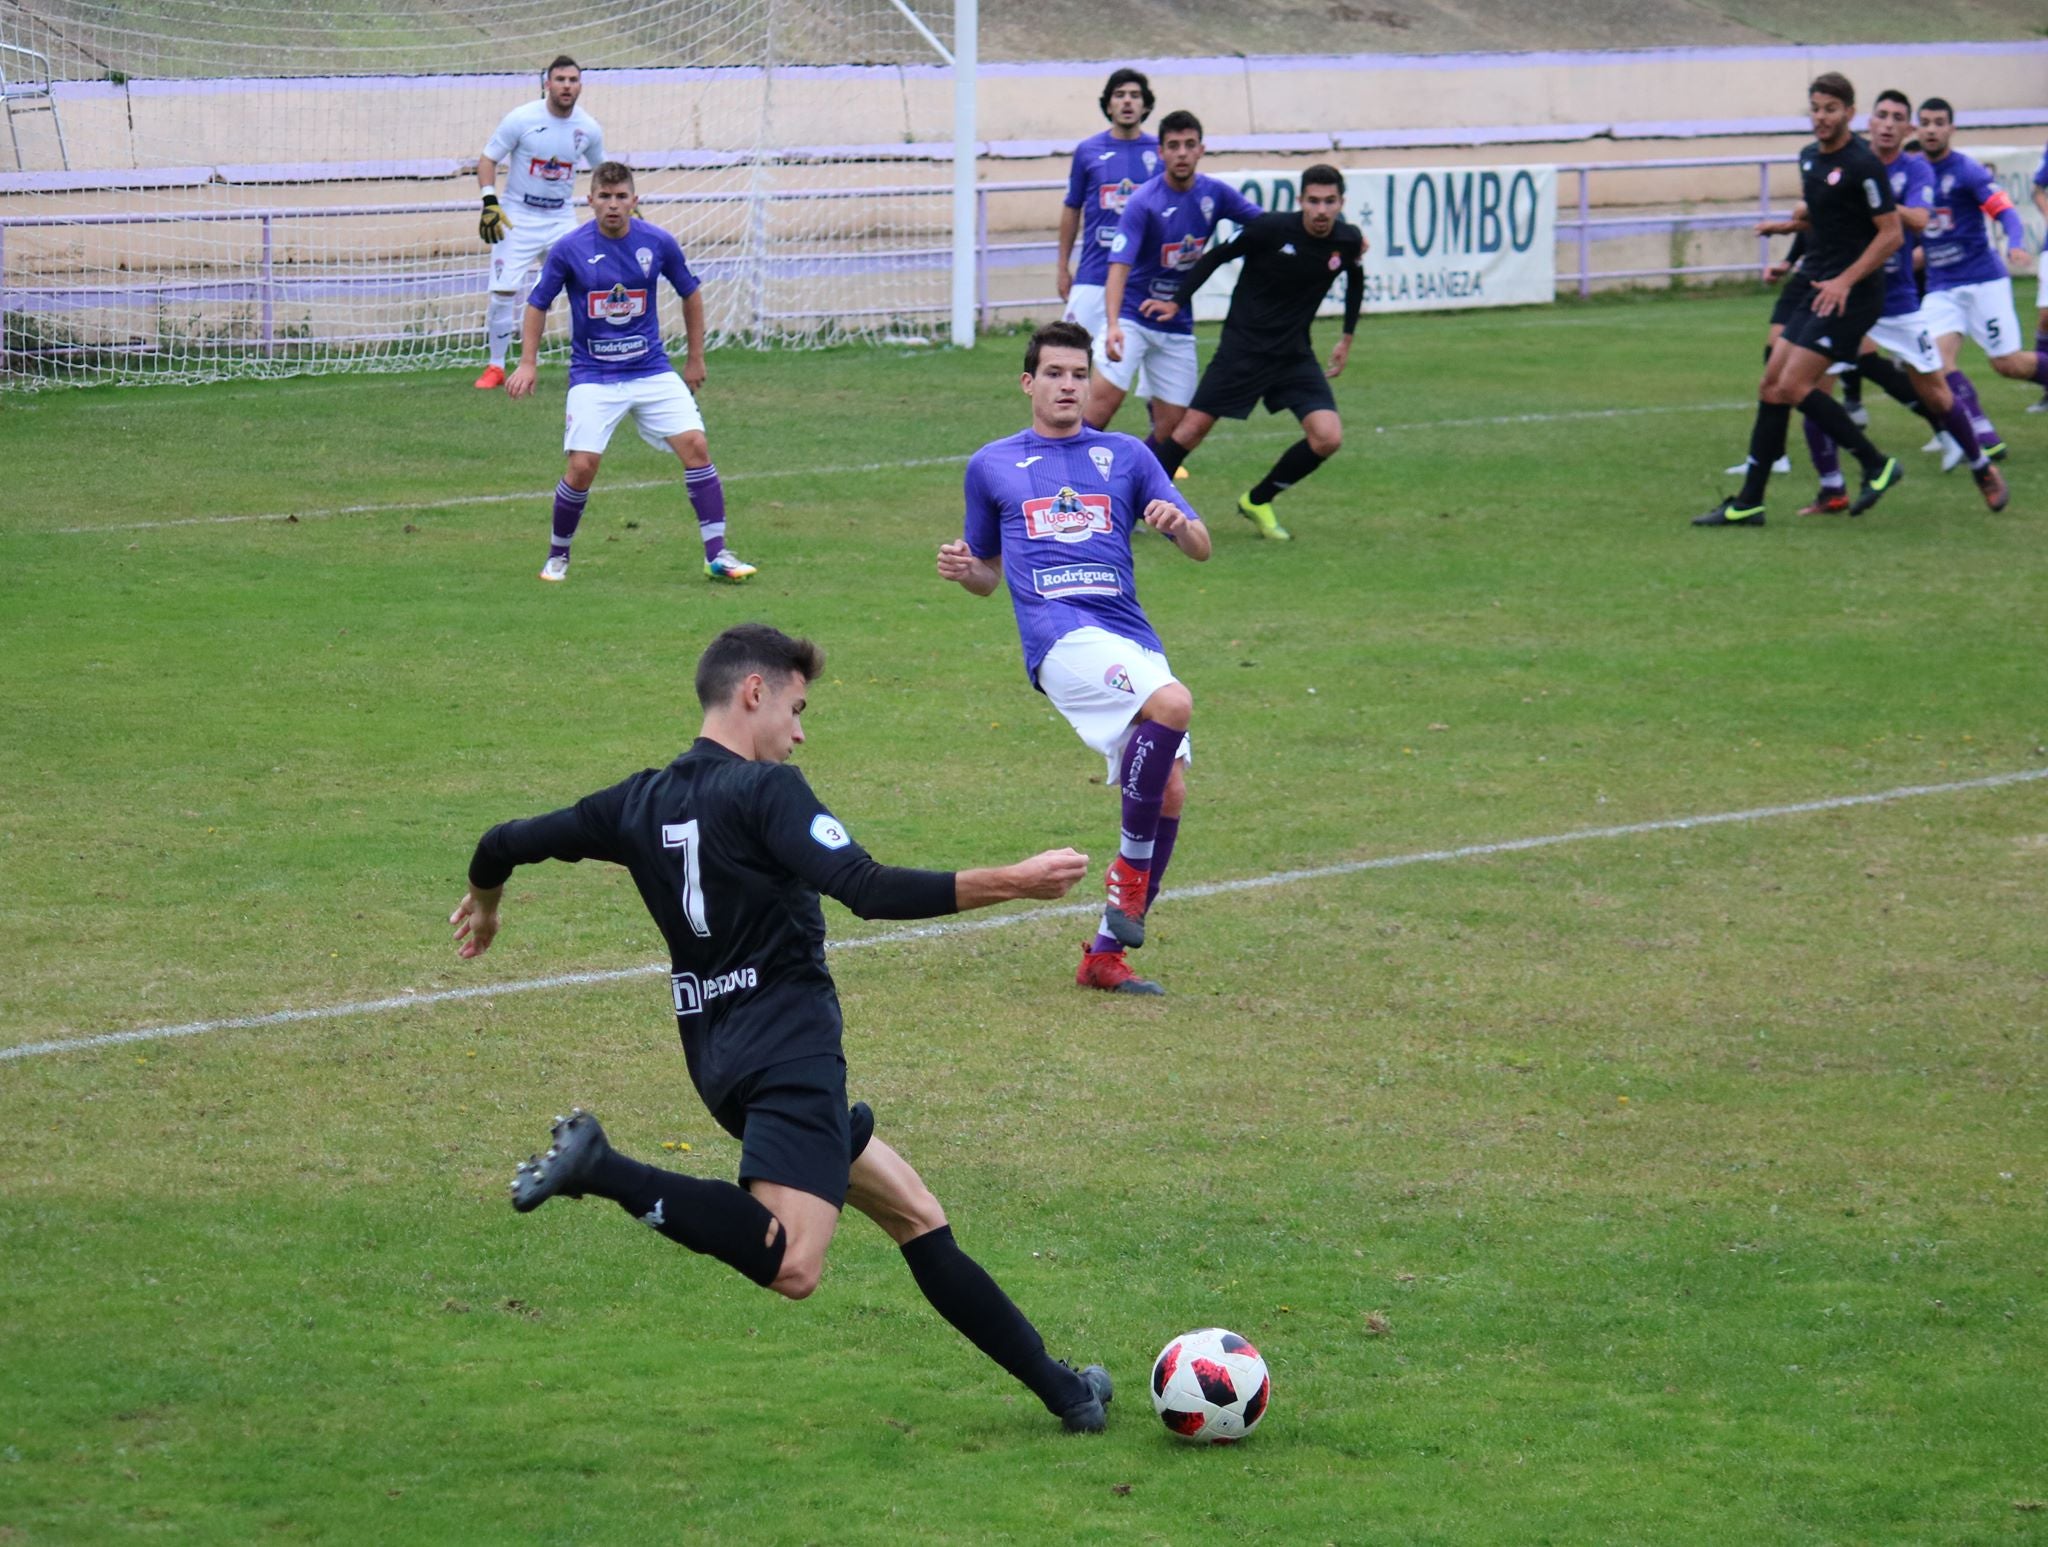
[[473, 55, 604, 390]]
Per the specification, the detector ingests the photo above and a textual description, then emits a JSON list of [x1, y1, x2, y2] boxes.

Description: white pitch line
[[5, 763, 2040, 1066], [39, 401, 1749, 537]]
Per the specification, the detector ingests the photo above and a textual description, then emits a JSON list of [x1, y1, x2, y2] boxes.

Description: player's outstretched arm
[[954, 848, 1089, 910], [937, 539, 1001, 596]]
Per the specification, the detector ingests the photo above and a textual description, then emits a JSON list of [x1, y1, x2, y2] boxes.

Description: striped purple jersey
[[962, 426, 1198, 684]]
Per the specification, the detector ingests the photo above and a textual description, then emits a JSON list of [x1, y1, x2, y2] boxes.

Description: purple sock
[[2033, 352, 2048, 388], [2036, 329, 2048, 357], [1143, 816, 1180, 912], [1948, 371, 1998, 444], [1802, 414, 1843, 487], [550, 479, 588, 560], [1116, 720, 1185, 865], [1942, 398, 1984, 466], [685, 463, 727, 562]]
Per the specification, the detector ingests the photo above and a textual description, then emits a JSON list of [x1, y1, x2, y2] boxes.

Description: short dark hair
[[1024, 319, 1092, 375], [1808, 71, 1855, 106], [1873, 88, 1911, 113], [545, 55, 580, 77], [1302, 163, 1345, 195], [1099, 68, 1154, 121], [695, 624, 825, 708], [1919, 96, 1954, 120], [1157, 109, 1202, 141], [591, 160, 634, 189]]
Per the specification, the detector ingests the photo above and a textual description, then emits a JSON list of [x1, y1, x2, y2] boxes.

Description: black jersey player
[[1143, 164, 1365, 542], [1698, 73, 1906, 527], [450, 622, 1115, 1432]]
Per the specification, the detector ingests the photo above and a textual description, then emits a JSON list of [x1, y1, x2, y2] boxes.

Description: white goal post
[[0, 0, 979, 390]]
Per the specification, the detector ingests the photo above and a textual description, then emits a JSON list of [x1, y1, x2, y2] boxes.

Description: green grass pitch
[[3, 290, 2046, 1543]]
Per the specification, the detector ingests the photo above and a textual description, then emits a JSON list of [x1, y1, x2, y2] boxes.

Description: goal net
[[0, 0, 961, 389]]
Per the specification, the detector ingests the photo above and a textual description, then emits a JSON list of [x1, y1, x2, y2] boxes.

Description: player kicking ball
[[939, 321, 1210, 997], [509, 161, 758, 585], [451, 623, 1113, 1432]]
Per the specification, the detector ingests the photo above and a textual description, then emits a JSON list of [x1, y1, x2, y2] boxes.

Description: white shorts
[[489, 214, 576, 295], [1036, 625, 1194, 781], [1865, 309, 1944, 375], [1093, 318, 1197, 405], [564, 372, 704, 455], [1063, 283, 1147, 396], [1922, 278, 2025, 359]]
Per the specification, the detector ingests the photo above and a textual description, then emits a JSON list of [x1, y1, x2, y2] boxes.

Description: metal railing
[[1, 153, 1800, 358]]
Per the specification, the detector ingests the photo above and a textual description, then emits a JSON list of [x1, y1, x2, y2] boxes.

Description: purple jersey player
[[937, 321, 1211, 998], [1057, 68, 1160, 350], [1794, 90, 2006, 514], [1915, 97, 2048, 404], [1090, 109, 1263, 446], [510, 162, 757, 586], [2028, 134, 2048, 411]]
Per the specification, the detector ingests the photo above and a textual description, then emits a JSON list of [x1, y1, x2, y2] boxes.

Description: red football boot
[[1076, 942, 1164, 996]]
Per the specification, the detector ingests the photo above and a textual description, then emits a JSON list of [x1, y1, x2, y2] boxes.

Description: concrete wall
[[9, 40, 2045, 177]]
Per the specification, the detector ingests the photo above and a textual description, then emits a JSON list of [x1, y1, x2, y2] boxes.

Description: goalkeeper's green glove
[[479, 193, 511, 244]]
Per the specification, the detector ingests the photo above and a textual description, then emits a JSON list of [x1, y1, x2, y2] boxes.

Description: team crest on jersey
[[1826, 168, 1841, 185], [1328, 252, 1342, 270], [1161, 234, 1206, 269], [587, 283, 648, 325], [1200, 195, 1215, 222], [1088, 445, 1115, 480], [1023, 486, 1114, 543], [636, 246, 654, 275], [1940, 173, 1955, 194], [1104, 664, 1134, 694], [1142, 150, 1158, 173]]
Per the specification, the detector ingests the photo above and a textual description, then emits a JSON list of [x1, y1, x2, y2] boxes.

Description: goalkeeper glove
[[479, 193, 511, 244]]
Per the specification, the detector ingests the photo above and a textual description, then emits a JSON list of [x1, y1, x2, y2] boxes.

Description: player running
[[1089, 110, 1264, 450], [1793, 89, 2006, 513], [1141, 164, 1365, 541], [510, 162, 757, 585], [474, 56, 604, 391], [1916, 98, 2048, 420], [451, 622, 1115, 1434], [1697, 74, 1905, 529], [939, 322, 1209, 996]]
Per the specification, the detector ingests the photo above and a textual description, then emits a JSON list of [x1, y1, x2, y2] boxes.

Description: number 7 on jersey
[[661, 820, 712, 938]]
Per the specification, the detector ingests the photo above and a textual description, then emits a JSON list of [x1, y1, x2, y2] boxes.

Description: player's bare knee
[[1142, 683, 1193, 731], [672, 430, 710, 466], [771, 1258, 823, 1300], [1307, 426, 1343, 457], [565, 452, 602, 488], [1990, 354, 2029, 380]]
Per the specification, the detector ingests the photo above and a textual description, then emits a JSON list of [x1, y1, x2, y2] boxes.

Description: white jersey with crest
[[484, 99, 605, 219]]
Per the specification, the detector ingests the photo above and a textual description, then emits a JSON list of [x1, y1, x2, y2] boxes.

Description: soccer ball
[[1149, 1327, 1271, 1443]]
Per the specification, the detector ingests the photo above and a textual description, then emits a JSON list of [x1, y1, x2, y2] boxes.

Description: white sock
[[486, 293, 520, 368]]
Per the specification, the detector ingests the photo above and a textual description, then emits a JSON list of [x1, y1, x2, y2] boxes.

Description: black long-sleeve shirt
[[1172, 209, 1365, 354], [470, 738, 956, 1102]]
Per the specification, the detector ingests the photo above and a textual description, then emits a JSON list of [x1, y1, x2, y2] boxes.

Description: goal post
[[0, 0, 977, 390]]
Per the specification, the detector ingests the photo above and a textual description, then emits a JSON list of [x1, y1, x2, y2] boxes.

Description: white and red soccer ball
[[1149, 1327, 1271, 1443]]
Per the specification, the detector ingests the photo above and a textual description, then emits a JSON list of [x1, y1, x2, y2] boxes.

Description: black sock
[[1148, 433, 1190, 477], [900, 1225, 1088, 1415], [1840, 364, 1863, 404], [1856, 353, 1921, 411], [1798, 390, 1885, 475], [1737, 401, 1793, 504], [589, 1149, 788, 1288], [1249, 438, 1328, 505]]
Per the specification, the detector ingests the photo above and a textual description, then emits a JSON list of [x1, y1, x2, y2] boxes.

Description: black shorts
[[1777, 280, 1884, 364], [706, 1054, 874, 1208], [1768, 272, 1813, 330], [1189, 348, 1336, 422]]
